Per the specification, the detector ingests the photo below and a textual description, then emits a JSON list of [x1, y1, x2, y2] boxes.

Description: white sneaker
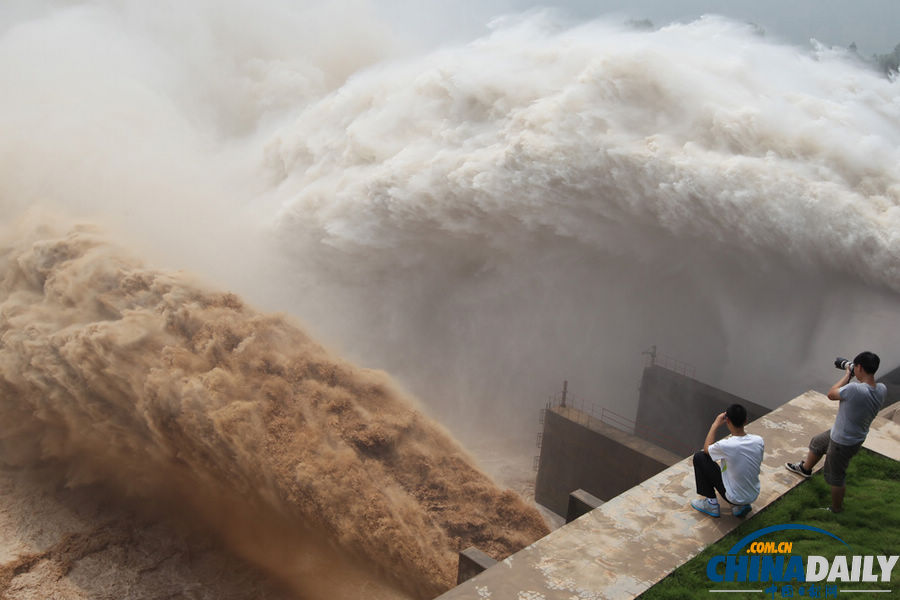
[[690, 498, 720, 517], [732, 504, 751, 518]]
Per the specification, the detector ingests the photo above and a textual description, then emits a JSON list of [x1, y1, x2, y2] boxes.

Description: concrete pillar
[[456, 547, 498, 584], [566, 488, 604, 523]]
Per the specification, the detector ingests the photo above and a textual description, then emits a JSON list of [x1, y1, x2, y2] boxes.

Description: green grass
[[640, 449, 900, 600]]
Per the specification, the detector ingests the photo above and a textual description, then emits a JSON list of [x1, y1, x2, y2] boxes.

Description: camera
[[835, 357, 855, 376]]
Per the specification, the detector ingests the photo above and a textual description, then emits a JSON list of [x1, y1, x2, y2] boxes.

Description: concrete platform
[[439, 391, 900, 600]]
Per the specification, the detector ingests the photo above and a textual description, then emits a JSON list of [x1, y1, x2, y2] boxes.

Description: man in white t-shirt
[[690, 404, 765, 518]]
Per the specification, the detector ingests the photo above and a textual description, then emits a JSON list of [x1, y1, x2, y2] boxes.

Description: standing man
[[690, 404, 765, 518], [786, 351, 887, 513]]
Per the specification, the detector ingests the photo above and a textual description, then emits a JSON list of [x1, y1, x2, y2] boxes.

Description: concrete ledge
[[437, 391, 900, 600]]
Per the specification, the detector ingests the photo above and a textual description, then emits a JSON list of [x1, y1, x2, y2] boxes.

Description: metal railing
[[643, 345, 696, 378], [544, 394, 636, 436]]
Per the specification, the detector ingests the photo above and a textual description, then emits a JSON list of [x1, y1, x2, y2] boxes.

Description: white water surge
[[265, 12, 900, 432]]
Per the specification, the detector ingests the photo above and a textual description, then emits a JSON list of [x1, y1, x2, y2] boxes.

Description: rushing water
[[263, 11, 900, 430], [0, 222, 548, 599], [0, 2, 898, 595]]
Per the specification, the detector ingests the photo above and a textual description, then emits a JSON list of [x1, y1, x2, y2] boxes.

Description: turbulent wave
[[264, 13, 900, 425], [1, 4, 897, 431], [0, 222, 548, 599]]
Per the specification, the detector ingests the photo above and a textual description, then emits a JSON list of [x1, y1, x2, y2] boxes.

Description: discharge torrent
[[1, 1, 900, 598], [0, 221, 548, 599]]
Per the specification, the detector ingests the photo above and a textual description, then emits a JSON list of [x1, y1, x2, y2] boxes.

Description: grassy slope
[[640, 449, 900, 599]]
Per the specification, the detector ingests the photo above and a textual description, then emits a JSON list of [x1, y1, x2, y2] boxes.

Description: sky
[[375, 0, 899, 56]]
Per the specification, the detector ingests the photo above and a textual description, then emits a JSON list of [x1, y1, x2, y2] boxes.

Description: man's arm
[[827, 366, 853, 401], [703, 412, 727, 454]]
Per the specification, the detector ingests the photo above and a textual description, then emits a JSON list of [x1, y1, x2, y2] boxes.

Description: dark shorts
[[810, 429, 862, 487]]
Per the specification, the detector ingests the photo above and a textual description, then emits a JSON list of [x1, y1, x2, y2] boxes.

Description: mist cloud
[[1, 0, 898, 494]]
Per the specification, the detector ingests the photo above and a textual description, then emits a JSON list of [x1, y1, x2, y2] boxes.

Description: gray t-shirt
[[831, 381, 887, 446]]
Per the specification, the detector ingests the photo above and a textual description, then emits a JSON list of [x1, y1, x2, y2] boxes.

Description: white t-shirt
[[708, 434, 765, 505]]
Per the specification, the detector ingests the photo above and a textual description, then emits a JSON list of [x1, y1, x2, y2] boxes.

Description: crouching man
[[690, 404, 764, 518]]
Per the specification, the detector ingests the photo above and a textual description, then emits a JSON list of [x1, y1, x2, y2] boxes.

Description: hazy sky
[[378, 0, 899, 56]]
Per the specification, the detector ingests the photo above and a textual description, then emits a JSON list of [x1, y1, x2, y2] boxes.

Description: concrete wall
[[635, 364, 770, 456], [534, 407, 678, 517], [878, 363, 900, 408]]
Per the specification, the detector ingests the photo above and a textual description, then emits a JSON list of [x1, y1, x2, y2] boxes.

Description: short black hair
[[726, 404, 747, 428], [853, 351, 880, 375]]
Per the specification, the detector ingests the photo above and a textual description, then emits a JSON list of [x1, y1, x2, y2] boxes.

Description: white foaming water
[[265, 14, 900, 433], [1, 2, 899, 442]]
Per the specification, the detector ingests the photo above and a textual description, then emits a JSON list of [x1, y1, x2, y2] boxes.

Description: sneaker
[[732, 504, 751, 518], [785, 461, 811, 478], [691, 498, 720, 518]]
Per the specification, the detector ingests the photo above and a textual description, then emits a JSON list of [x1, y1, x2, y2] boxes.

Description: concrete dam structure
[[440, 390, 900, 599], [534, 360, 770, 518]]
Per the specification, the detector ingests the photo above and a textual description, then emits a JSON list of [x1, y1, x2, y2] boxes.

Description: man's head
[[853, 351, 880, 376], [725, 403, 747, 428]]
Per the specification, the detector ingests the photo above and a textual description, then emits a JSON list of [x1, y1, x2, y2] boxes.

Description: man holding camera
[[690, 403, 764, 518], [786, 351, 887, 513]]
